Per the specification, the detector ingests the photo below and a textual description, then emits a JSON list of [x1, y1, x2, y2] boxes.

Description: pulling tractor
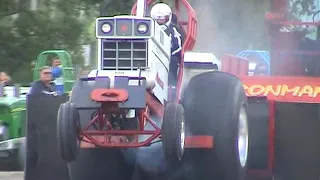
[[27, 0, 320, 179], [56, 0, 249, 179], [23, 0, 320, 179]]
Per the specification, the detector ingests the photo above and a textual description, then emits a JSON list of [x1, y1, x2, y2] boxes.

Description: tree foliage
[[2, 0, 314, 83], [0, 0, 135, 83], [0, 0, 84, 82]]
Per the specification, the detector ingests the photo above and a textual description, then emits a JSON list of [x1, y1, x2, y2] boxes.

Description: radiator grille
[[102, 40, 148, 70]]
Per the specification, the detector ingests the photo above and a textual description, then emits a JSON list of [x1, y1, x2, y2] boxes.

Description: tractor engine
[[101, 39, 147, 70], [94, 16, 171, 104], [97, 17, 150, 70]]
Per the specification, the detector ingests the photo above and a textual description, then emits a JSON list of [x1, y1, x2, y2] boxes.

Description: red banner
[[240, 76, 320, 103]]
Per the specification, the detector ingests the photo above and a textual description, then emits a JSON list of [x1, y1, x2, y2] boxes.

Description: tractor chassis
[[74, 88, 212, 149], [79, 105, 161, 148]]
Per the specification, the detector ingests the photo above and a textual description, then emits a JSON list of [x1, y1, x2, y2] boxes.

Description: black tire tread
[[162, 103, 184, 162], [182, 71, 248, 180], [57, 102, 79, 162]]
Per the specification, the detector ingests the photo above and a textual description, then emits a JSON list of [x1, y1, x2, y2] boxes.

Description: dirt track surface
[[0, 172, 23, 180]]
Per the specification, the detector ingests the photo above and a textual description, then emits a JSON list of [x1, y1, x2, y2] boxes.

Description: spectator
[[51, 56, 61, 67], [51, 56, 64, 95], [29, 66, 59, 96], [0, 72, 13, 86]]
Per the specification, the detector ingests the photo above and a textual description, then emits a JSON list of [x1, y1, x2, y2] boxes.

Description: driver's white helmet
[[150, 3, 172, 30]]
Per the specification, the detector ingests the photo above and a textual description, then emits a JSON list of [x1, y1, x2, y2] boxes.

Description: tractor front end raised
[[56, 15, 204, 164], [56, 15, 167, 162], [72, 77, 160, 149]]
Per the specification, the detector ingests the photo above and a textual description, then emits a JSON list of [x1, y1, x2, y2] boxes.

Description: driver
[[150, 3, 185, 86]]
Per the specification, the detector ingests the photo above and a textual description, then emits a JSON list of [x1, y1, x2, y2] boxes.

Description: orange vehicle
[[24, 0, 320, 180]]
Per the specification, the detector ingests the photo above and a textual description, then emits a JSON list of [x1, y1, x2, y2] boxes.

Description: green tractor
[[0, 50, 76, 170], [0, 97, 26, 170]]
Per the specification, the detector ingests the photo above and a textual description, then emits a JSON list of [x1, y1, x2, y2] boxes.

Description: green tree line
[[0, 0, 134, 83], [0, 0, 314, 83]]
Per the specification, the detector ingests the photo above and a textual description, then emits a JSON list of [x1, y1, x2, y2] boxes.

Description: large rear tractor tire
[[182, 71, 249, 180], [162, 102, 186, 163], [57, 102, 80, 162]]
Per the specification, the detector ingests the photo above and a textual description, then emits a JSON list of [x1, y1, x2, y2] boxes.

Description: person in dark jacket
[[150, 2, 185, 86], [171, 13, 186, 43], [29, 66, 59, 96]]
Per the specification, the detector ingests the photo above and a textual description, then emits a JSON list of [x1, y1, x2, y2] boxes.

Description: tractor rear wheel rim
[[238, 106, 249, 168], [179, 116, 185, 159]]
